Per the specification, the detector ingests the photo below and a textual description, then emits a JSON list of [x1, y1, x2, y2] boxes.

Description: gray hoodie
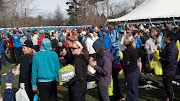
[[94, 50, 113, 86]]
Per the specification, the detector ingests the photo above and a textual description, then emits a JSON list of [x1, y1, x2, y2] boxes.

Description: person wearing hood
[[63, 41, 89, 101], [31, 38, 60, 101], [90, 38, 113, 101], [122, 34, 144, 101]]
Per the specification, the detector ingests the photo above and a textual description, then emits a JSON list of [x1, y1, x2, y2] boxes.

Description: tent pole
[[173, 17, 176, 26], [149, 18, 152, 25], [124, 20, 127, 27]]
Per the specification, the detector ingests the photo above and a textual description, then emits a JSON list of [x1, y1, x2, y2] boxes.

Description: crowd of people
[[0, 23, 180, 101]]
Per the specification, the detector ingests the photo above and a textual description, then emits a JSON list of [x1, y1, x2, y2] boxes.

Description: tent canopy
[[107, 0, 180, 22]]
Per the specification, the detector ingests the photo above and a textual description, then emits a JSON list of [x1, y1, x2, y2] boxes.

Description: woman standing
[[122, 34, 144, 101], [19, 40, 36, 101], [64, 41, 89, 101], [60, 35, 78, 66], [90, 38, 113, 101], [86, 33, 96, 60]]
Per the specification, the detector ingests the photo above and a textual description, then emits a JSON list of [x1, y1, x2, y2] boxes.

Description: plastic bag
[[150, 49, 162, 75], [176, 40, 180, 62], [15, 83, 30, 101], [108, 78, 113, 96], [59, 64, 75, 82], [150, 59, 162, 75], [87, 81, 96, 89]]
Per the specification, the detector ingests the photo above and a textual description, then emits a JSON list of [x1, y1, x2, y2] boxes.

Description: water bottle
[[33, 89, 38, 101]]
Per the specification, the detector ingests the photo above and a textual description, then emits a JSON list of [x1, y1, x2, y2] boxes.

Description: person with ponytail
[[64, 41, 89, 101], [19, 40, 36, 101], [122, 34, 144, 101]]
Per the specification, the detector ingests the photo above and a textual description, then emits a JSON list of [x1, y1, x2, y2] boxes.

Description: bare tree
[[54, 5, 64, 26]]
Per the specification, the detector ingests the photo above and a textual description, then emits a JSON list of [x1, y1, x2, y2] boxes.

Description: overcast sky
[[30, 0, 126, 19]]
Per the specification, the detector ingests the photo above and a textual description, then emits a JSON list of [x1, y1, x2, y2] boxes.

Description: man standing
[[31, 38, 60, 101], [155, 33, 178, 101], [10, 30, 24, 64]]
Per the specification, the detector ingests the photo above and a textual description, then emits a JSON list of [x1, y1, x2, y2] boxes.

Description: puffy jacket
[[159, 41, 178, 76]]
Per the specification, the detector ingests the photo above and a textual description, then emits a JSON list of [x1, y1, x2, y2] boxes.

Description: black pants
[[97, 86, 110, 101], [125, 68, 140, 101], [163, 75, 174, 101], [38, 81, 58, 101], [112, 67, 124, 100], [0, 53, 6, 65], [14, 47, 23, 64], [9, 47, 16, 64], [69, 90, 85, 101]]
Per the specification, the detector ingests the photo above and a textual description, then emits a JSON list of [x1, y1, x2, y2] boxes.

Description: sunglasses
[[71, 47, 79, 50]]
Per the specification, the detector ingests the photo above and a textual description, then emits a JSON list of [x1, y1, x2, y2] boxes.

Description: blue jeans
[[125, 68, 140, 101]]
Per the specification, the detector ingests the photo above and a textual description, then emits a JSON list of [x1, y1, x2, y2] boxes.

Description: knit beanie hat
[[22, 40, 33, 49], [92, 38, 104, 49]]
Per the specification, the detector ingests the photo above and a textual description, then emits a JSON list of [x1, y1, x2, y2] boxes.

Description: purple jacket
[[94, 50, 113, 86]]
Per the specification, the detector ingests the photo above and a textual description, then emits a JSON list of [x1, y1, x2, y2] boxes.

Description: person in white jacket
[[144, 31, 157, 64], [32, 31, 39, 52], [86, 33, 96, 60]]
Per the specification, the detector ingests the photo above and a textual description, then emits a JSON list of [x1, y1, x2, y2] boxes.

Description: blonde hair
[[28, 48, 36, 55], [124, 34, 136, 49]]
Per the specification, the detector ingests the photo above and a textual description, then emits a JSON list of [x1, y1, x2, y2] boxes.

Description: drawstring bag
[[150, 49, 162, 75]]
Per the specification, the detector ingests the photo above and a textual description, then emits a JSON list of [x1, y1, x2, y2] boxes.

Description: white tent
[[107, 0, 180, 22]]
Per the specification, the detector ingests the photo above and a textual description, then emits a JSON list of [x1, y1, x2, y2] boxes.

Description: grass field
[[1, 62, 180, 101]]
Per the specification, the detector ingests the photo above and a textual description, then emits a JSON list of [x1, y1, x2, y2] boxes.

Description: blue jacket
[[10, 34, 23, 47], [134, 37, 142, 48], [0, 37, 5, 54], [31, 38, 60, 88], [103, 34, 110, 50], [99, 31, 103, 39]]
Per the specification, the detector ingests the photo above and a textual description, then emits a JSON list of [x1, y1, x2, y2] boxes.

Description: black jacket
[[66, 53, 88, 91], [121, 44, 144, 74], [19, 54, 33, 92], [64, 48, 76, 66], [159, 41, 178, 76]]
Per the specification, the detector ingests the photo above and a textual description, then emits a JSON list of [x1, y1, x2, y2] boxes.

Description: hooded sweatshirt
[[94, 50, 113, 86], [31, 38, 60, 88]]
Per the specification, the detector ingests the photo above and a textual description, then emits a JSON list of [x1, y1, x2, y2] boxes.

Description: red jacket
[[7, 37, 13, 47], [37, 36, 45, 47]]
